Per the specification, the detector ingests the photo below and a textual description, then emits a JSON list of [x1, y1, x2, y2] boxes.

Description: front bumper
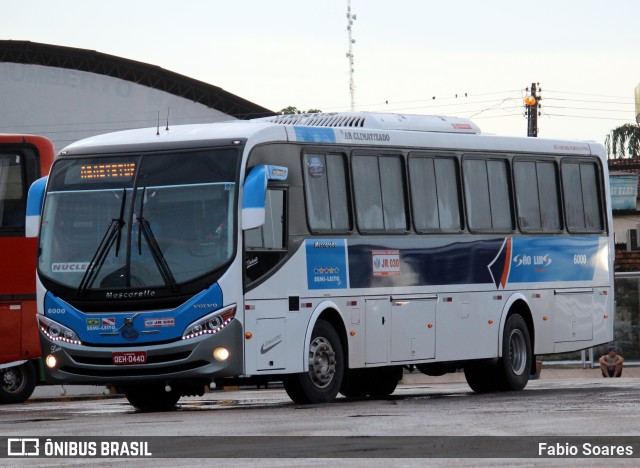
[[40, 320, 243, 384]]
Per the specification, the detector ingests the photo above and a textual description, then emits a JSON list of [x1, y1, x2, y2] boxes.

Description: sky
[[3, 0, 640, 146]]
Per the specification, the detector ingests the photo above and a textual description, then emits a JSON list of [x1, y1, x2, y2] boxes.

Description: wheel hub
[[308, 336, 336, 389], [1, 368, 22, 393], [508, 329, 527, 376]]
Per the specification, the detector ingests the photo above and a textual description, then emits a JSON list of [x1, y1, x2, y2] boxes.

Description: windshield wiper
[[136, 189, 178, 292], [77, 189, 127, 296]]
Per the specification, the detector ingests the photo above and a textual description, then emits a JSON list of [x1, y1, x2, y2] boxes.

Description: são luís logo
[[513, 253, 552, 267]]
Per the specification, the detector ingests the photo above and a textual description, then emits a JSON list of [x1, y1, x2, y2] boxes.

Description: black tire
[[340, 366, 402, 398], [496, 314, 532, 391], [463, 361, 501, 393], [340, 369, 369, 398], [284, 320, 344, 404], [464, 314, 532, 393], [367, 366, 402, 398], [123, 384, 180, 412], [0, 361, 37, 404]]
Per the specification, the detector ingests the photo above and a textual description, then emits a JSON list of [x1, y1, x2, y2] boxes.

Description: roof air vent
[[254, 112, 480, 134]]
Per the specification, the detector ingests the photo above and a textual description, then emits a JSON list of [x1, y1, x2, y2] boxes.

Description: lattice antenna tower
[[346, 0, 356, 111]]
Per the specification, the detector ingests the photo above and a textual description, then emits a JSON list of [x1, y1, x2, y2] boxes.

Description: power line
[[542, 105, 633, 113], [470, 113, 523, 120], [363, 98, 521, 113], [542, 113, 632, 122], [544, 89, 634, 100], [544, 97, 633, 106], [323, 89, 523, 111]]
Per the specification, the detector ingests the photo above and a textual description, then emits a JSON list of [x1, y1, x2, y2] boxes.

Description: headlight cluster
[[38, 315, 82, 345], [182, 304, 236, 341]]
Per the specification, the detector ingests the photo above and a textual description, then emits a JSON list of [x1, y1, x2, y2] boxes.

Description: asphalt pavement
[[22, 361, 640, 403]]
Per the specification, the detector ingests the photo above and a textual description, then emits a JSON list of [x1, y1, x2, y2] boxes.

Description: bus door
[[243, 182, 289, 373]]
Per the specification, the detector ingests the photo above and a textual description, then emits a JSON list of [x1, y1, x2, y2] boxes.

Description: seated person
[[599, 345, 624, 378]]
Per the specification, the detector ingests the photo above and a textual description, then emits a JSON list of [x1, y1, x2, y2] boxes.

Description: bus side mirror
[[25, 176, 48, 238], [242, 165, 288, 230]]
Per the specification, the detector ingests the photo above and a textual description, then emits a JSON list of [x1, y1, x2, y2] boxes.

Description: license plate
[[112, 351, 147, 365]]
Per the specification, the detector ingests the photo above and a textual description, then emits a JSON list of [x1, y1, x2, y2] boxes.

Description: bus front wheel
[[123, 384, 180, 412], [366, 366, 402, 398], [340, 366, 402, 398], [284, 320, 344, 404], [340, 369, 369, 398]]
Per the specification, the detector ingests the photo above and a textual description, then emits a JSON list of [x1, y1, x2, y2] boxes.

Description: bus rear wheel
[[464, 313, 532, 393], [123, 384, 180, 412], [0, 361, 37, 404], [496, 314, 532, 391], [284, 320, 344, 404]]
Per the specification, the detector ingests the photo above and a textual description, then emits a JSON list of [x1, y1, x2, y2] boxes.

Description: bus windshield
[[39, 148, 239, 292]]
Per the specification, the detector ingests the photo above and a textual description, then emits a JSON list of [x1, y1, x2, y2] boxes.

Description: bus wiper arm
[[77, 190, 127, 297], [137, 215, 179, 292], [77, 220, 124, 297], [114, 189, 127, 257]]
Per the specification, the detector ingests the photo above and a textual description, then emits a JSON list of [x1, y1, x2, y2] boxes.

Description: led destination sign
[[80, 163, 136, 180]]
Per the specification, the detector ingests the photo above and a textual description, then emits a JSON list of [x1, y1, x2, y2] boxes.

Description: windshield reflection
[[39, 149, 238, 292]]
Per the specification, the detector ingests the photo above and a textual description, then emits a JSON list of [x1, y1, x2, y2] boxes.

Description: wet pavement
[[26, 362, 640, 402]]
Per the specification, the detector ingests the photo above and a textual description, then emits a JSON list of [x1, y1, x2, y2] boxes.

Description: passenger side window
[[303, 153, 350, 232], [561, 160, 603, 232], [514, 159, 561, 232], [0, 153, 26, 231], [244, 188, 287, 284], [352, 154, 407, 232], [409, 155, 462, 232], [462, 157, 514, 232]]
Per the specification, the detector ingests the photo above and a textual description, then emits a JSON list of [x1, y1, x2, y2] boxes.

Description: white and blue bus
[[27, 112, 614, 410]]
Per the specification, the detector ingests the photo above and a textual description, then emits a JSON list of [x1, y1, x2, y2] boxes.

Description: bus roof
[[255, 112, 481, 134], [57, 112, 603, 158]]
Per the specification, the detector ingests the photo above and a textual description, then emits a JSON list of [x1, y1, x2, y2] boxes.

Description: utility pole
[[524, 82, 541, 137], [346, 0, 356, 111]]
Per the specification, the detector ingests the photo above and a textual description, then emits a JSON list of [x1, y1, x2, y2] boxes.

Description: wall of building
[[0, 63, 232, 152]]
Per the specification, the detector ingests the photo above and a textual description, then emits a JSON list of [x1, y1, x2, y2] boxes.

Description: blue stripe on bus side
[[333, 237, 602, 290], [293, 127, 336, 143], [347, 238, 504, 289], [508, 237, 599, 283]]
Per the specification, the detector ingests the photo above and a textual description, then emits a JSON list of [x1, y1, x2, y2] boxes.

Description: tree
[[278, 106, 322, 115], [605, 123, 640, 159]]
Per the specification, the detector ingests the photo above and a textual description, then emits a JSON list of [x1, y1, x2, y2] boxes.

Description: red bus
[[0, 134, 54, 403]]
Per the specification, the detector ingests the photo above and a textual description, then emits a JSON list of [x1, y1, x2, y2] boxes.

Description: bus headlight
[[38, 315, 82, 345], [182, 304, 237, 341], [213, 347, 230, 361], [45, 355, 58, 369]]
